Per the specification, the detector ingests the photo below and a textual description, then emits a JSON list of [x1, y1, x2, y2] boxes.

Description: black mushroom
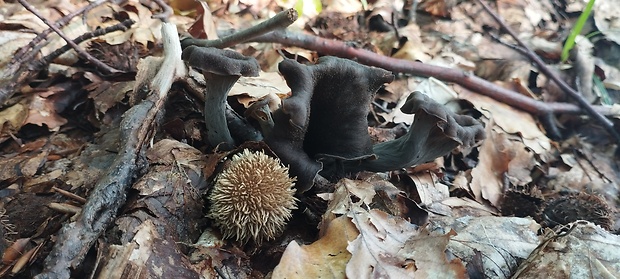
[[265, 57, 394, 192], [181, 45, 260, 149], [349, 91, 486, 172], [303, 56, 394, 160], [265, 58, 322, 193], [267, 57, 484, 193]]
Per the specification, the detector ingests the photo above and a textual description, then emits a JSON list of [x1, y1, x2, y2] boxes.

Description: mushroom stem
[[204, 73, 238, 149], [181, 46, 260, 149]]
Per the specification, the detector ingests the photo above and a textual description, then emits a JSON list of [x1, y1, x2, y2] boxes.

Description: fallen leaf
[[346, 209, 419, 278], [272, 215, 358, 279], [457, 86, 551, 156], [513, 221, 620, 278], [430, 216, 540, 279], [400, 228, 468, 278]]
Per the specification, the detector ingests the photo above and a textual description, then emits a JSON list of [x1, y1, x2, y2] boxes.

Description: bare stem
[[150, 0, 173, 22]]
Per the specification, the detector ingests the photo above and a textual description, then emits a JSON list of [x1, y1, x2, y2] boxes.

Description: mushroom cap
[[207, 149, 297, 244], [182, 45, 260, 77]]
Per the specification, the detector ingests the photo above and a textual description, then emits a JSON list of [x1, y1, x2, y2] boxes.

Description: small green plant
[[561, 0, 596, 62], [294, 0, 322, 16], [360, 0, 368, 10]]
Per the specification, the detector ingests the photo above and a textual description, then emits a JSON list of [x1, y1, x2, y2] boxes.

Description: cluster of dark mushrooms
[[181, 45, 485, 243]]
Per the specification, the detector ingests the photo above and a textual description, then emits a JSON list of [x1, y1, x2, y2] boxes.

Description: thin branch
[[181, 8, 298, 49], [475, 0, 620, 144], [151, 0, 173, 22], [0, 19, 134, 107], [18, 0, 121, 75], [33, 19, 135, 70], [12, 0, 109, 63], [245, 30, 619, 138]]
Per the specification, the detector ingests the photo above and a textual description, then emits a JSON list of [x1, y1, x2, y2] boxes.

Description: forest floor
[[1, 0, 619, 278]]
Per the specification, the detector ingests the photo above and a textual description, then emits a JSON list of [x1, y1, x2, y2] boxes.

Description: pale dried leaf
[[441, 197, 498, 217], [470, 125, 513, 207], [230, 71, 290, 100], [430, 216, 540, 279], [408, 172, 451, 214], [400, 229, 468, 279], [458, 89, 551, 155], [514, 222, 620, 278], [594, 0, 620, 45], [272, 215, 359, 279], [26, 93, 68, 131], [319, 179, 376, 233], [346, 209, 419, 278]]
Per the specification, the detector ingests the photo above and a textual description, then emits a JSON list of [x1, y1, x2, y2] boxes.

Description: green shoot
[[295, 0, 322, 17], [561, 0, 596, 63]]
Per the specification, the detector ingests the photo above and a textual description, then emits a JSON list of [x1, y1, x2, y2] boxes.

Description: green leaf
[[313, 0, 322, 13], [295, 0, 322, 16], [360, 0, 368, 10], [561, 0, 596, 62], [294, 0, 303, 16]]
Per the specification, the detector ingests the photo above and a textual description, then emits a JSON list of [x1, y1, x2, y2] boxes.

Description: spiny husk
[[208, 149, 297, 244]]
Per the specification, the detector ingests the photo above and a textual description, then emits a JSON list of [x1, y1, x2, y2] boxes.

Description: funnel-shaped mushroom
[[267, 57, 393, 192], [352, 91, 485, 172], [182, 45, 260, 149], [303, 56, 394, 160], [265, 59, 322, 193]]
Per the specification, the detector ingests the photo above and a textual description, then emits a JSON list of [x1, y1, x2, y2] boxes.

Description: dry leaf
[[431, 216, 540, 279], [513, 221, 620, 278], [346, 209, 420, 278], [400, 228, 468, 278], [272, 216, 359, 279], [458, 88, 551, 156]]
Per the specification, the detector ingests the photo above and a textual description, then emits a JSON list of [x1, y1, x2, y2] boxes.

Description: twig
[[52, 186, 87, 204], [247, 30, 620, 137], [33, 19, 135, 70], [12, 0, 109, 63], [151, 0, 173, 22], [18, 0, 121, 75], [181, 8, 298, 49], [0, 19, 134, 106], [475, 0, 620, 144]]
